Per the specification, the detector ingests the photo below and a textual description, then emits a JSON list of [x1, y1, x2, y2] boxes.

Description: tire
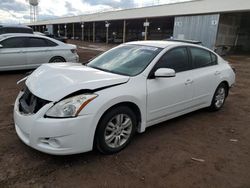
[[49, 57, 66, 63], [95, 106, 137, 154], [209, 83, 228, 111]]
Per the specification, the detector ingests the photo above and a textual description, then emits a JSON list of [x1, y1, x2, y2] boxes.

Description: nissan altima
[[0, 33, 79, 71], [14, 41, 235, 155]]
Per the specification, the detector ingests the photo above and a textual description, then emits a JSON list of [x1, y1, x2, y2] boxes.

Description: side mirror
[[0, 44, 3, 48], [154, 68, 176, 78]]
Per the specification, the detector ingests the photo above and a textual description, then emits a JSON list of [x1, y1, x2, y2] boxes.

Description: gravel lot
[[0, 43, 249, 187]]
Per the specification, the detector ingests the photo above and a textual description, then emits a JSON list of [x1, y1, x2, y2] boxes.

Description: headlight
[[45, 94, 98, 118]]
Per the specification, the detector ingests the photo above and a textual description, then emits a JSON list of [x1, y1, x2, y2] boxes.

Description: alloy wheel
[[104, 114, 133, 148]]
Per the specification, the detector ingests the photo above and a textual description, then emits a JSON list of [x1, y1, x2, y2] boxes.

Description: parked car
[[0, 24, 33, 35], [0, 33, 79, 71], [14, 41, 235, 155]]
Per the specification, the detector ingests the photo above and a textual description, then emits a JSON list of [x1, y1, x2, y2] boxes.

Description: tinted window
[[190, 47, 217, 68], [211, 53, 218, 64], [28, 37, 48, 47], [156, 47, 190, 72], [0, 37, 28, 48], [45, 39, 58, 46]]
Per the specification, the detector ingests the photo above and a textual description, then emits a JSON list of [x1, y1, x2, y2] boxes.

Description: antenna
[[29, 0, 39, 23]]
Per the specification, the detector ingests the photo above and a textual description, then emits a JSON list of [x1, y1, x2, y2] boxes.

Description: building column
[[123, 20, 126, 43], [72, 23, 75, 39], [64, 24, 67, 37], [93, 22, 95, 43], [105, 21, 110, 44], [144, 18, 149, 40], [81, 23, 84, 41], [57, 25, 60, 36], [88, 26, 90, 42]]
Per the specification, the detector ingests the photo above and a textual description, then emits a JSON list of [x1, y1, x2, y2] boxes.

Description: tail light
[[71, 49, 77, 54], [232, 67, 236, 74]]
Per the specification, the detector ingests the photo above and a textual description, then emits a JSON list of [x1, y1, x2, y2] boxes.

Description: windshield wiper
[[88, 66, 129, 76]]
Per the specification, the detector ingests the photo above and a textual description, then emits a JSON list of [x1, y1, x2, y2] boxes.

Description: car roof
[[0, 33, 39, 37], [0, 33, 56, 40], [126, 40, 199, 48], [0, 33, 65, 45], [0, 24, 31, 29], [164, 38, 203, 45], [126, 40, 215, 53]]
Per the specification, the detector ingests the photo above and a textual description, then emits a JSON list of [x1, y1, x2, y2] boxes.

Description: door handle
[[214, 71, 221, 76], [185, 79, 193, 85]]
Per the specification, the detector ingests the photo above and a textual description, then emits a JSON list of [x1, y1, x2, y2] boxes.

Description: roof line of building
[[27, 0, 250, 26]]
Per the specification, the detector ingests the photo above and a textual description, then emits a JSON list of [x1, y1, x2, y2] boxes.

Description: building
[[28, 0, 250, 53]]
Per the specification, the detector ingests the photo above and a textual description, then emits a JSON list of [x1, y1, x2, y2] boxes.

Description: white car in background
[[14, 41, 235, 155], [0, 33, 79, 71]]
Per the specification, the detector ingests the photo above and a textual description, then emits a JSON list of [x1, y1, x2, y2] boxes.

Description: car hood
[[25, 63, 129, 101]]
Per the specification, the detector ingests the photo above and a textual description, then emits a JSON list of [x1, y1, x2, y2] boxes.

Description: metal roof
[[28, 0, 250, 26]]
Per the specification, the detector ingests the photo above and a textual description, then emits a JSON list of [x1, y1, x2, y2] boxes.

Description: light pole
[[81, 23, 84, 41], [57, 25, 60, 37], [64, 24, 67, 38], [143, 19, 150, 40], [105, 21, 110, 44]]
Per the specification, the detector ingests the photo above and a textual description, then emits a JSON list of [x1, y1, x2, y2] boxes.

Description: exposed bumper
[[14, 92, 95, 155]]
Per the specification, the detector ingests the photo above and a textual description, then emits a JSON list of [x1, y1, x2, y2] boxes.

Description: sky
[[0, 0, 190, 24]]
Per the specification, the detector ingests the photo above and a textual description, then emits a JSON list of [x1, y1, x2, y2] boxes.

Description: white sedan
[[14, 41, 235, 155], [0, 33, 79, 71]]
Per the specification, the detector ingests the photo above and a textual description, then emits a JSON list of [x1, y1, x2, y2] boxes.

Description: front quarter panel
[[77, 76, 147, 146]]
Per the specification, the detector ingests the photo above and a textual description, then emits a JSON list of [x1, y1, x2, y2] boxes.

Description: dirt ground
[[0, 43, 250, 187]]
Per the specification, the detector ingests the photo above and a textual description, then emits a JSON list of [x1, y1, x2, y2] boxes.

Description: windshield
[[87, 44, 162, 76]]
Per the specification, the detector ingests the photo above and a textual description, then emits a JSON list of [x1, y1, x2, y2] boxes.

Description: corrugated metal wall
[[173, 14, 220, 49]]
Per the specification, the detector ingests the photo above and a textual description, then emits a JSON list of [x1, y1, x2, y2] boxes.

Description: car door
[[26, 37, 52, 68], [0, 37, 28, 70], [146, 47, 195, 123], [188, 47, 220, 106]]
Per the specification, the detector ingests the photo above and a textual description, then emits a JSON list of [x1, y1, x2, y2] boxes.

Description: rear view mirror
[[154, 68, 176, 78]]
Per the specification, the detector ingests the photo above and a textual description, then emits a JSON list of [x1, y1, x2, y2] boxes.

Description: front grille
[[19, 87, 50, 114]]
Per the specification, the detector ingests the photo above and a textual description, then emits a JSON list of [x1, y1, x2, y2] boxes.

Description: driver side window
[[156, 47, 191, 73]]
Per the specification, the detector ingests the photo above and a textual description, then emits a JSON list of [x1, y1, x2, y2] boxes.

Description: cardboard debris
[[191, 157, 205, 163], [230, 139, 238, 142]]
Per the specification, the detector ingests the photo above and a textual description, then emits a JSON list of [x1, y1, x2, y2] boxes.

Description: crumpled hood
[[26, 63, 129, 101]]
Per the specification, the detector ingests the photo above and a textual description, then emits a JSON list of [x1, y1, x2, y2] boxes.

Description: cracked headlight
[[45, 94, 98, 118]]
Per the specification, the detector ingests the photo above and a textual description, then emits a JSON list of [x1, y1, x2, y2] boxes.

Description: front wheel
[[95, 106, 137, 154], [209, 83, 228, 111]]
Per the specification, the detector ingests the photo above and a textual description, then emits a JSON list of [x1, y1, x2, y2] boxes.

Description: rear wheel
[[95, 106, 137, 154], [209, 83, 228, 111], [49, 57, 66, 63]]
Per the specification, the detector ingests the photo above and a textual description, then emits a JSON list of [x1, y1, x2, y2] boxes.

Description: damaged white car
[[14, 41, 235, 155]]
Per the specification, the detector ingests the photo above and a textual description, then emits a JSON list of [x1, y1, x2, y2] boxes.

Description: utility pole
[[144, 18, 149, 40], [81, 23, 84, 41], [105, 21, 110, 44], [123, 20, 126, 43]]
